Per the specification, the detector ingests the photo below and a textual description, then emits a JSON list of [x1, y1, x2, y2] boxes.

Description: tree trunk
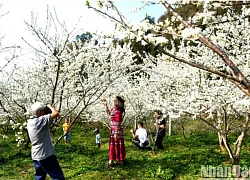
[[218, 132, 227, 152], [221, 134, 243, 178], [168, 118, 171, 136], [134, 118, 137, 130], [180, 121, 186, 140], [232, 159, 240, 178]]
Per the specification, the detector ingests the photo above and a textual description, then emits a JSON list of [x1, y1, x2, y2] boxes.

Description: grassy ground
[[1, 122, 250, 180]]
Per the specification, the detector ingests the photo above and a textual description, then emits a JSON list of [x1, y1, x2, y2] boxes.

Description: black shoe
[[107, 163, 115, 168]]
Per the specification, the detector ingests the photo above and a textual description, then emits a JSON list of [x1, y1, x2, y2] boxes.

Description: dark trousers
[[132, 140, 152, 150], [132, 139, 140, 148], [156, 129, 166, 149], [33, 154, 65, 180]]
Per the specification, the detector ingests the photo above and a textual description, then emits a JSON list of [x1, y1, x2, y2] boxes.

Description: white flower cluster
[[181, 27, 201, 40]]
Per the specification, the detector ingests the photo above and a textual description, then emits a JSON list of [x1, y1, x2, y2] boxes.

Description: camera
[[44, 106, 52, 114]]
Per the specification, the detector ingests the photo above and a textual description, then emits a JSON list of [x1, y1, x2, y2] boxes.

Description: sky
[[0, 0, 166, 67]]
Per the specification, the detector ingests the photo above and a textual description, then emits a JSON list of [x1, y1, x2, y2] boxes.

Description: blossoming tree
[[0, 7, 139, 147], [87, 0, 250, 175]]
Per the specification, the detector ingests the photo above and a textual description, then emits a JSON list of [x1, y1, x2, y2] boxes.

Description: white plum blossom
[[181, 27, 201, 39]]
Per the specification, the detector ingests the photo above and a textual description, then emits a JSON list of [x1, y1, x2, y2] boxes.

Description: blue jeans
[[33, 155, 65, 180], [64, 133, 71, 143]]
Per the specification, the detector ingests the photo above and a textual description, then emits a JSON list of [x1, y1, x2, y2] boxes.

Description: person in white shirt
[[130, 122, 151, 150]]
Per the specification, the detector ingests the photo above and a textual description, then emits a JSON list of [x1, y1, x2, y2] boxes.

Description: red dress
[[109, 107, 126, 161]]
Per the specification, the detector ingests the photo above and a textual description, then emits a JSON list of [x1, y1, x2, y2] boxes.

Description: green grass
[[1, 123, 250, 180]]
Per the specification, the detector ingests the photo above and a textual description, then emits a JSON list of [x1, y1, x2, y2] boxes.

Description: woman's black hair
[[154, 109, 163, 116], [116, 96, 125, 113]]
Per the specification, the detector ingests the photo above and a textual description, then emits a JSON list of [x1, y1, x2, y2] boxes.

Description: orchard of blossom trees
[[86, 0, 250, 173], [1, 0, 250, 175]]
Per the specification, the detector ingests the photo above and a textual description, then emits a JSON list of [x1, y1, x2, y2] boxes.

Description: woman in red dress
[[103, 96, 126, 166]]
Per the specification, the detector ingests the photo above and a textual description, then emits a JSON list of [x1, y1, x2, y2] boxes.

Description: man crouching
[[130, 122, 151, 150]]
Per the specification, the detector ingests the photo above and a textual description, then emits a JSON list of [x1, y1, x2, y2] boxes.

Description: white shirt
[[135, 128, 150, 147]]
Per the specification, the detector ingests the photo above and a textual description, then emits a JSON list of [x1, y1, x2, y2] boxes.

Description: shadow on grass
[[0, 146, 30, 165]]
